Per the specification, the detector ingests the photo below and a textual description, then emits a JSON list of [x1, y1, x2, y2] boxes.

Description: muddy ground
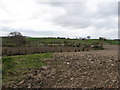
[[3, 45, 120, 88]]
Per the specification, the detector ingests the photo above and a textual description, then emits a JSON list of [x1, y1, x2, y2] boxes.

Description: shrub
[[92, 43, 104, 50]]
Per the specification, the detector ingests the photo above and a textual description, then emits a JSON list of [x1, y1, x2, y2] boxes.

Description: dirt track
[[3, 45, 119, 88]]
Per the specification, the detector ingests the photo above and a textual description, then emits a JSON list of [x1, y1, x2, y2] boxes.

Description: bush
[[92, 43, 104, 50]]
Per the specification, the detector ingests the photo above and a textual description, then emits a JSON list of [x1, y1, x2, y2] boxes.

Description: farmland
[[0, 0, 119, 88], [2, 36, 120, 88], [2, 37, 120, 47], [2, 36, 120, 56], [2, 53, 53, 87], [2, 45, 119, 88]]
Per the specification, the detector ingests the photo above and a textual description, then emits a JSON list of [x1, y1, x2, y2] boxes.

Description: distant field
[[27, 37, 120, 45], [2, 37, 119, 56], [2, 37, 120, 47]]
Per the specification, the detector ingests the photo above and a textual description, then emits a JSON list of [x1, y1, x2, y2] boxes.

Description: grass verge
[[2, 53, 53, 86]]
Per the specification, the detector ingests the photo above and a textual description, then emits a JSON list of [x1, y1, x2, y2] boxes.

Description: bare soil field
[[4, 45, 119, 88], [103, 45, 118, 50], [2, 46, 93, 56]]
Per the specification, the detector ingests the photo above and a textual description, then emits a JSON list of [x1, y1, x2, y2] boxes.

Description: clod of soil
[[5, 49, 118, 88]]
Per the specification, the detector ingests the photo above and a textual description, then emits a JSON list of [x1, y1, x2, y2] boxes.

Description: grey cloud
[[0, 1, 118, 39], [96, 2, 117, 17], [0, 26, 60, 36], [48, 2, 117, 30]]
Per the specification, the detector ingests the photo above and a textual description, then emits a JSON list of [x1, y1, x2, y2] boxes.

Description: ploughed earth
[[4, 45, 119, 88]]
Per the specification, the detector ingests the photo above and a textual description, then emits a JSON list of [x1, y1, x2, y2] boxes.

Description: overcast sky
[[0, 0, 119, 39]]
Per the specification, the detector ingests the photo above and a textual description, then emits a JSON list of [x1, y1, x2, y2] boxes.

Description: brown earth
[[3, 45, 119, 88], [2, 46, 92, 56]]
